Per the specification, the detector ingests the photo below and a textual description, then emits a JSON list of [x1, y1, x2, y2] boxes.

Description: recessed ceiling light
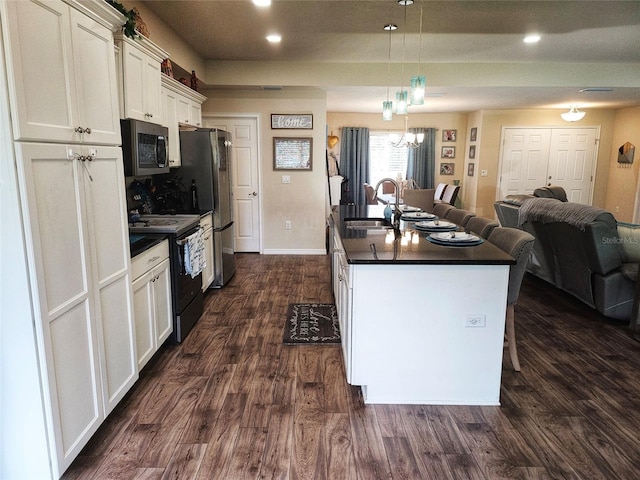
[[383, 24, 398, 31], [253, 0, 271, 6], [266, 34, 281, 43], [523, 34, 541, 44]]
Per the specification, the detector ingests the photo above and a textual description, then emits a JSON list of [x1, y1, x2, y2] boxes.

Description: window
[[369, 132, 408, 187]]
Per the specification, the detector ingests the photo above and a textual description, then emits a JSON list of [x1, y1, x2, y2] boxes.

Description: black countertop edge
[[331, 205, 514, 266], [129, 233, 169, 258]]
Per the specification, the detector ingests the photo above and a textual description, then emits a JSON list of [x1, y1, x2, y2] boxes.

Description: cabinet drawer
[[132, 240, 169, 279], [200, 212, 213, 230]]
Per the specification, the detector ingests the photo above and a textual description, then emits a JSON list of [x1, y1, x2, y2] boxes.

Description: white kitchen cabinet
[[12, 142, 137, 477], [115, 33, 168, 124], [2, 0, 122, 144], [132, 240, 173, 370], [200, 213, 215, 291], [331, 224, 353, 382], [161, 74, 206, 167]]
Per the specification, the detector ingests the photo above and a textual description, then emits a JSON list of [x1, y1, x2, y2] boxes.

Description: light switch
[[481, 169, 488, 177], [282, 175, 291, 184]]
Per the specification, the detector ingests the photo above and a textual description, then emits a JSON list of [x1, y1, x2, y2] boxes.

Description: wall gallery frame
[[468, 163, 475, 176], [442, 129, 457, 142], [440, 163, 455, 175], [273, 137, 313, 170], [469, 145, 476, 159], [470, 127, 477, 142], [441, 146, 455, 158]]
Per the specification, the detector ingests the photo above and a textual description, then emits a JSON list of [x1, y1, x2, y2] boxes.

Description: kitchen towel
[[184, 227, 206, 278]]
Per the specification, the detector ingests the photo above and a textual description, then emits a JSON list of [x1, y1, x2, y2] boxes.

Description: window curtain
[[340, 127, 370, 204], [406, 128, 436, 188]]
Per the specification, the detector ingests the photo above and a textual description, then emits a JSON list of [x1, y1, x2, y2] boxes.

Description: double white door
[[499, 127, 599, 203]]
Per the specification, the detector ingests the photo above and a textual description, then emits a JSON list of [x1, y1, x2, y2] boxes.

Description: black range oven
[[130, 214, 203, 343]]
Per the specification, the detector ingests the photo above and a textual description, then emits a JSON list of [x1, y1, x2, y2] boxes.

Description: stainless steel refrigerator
[[178, 128, 236, 287]]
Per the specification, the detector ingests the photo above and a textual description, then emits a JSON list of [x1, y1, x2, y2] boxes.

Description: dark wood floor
[[63, 253, 640, 480]]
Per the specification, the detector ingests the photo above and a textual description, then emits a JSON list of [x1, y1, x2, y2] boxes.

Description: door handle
[[251, 192, 257, 196]]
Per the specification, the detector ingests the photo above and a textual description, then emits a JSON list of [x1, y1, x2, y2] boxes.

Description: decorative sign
[[271, 114, 313, 129], [273, 137, 313, 170]]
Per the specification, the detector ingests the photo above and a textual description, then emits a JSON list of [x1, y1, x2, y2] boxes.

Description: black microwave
[[121, 119, 170, 176]]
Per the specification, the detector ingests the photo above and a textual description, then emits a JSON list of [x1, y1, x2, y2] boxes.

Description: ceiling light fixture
[[266, 34, 281, 43], [523, 34, 541, 44], [560, 106, 586, 122], [253, 0, 271, 6], [391, 115, 424, 149]]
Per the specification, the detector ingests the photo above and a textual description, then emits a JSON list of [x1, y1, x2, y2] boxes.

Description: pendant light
[[382, 24, 397, 121], [394, 0, 409, 115], [410, 1, 425, 105]]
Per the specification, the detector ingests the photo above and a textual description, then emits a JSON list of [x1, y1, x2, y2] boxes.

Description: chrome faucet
[[375, 177, 402, 228]]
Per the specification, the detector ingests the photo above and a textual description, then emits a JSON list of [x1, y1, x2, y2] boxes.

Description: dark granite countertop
[[331, 205, 514, 265], [129, 233, 168, 258]]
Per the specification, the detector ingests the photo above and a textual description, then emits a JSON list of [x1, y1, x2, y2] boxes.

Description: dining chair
[[402, 188, 435, 213], [434, 183, 447, 201], [487, 227, 535, 371], [432, 203, 454, 218], [444, 208, 476, 228], [466, 216, 499, 239], [363, 183, 378, 205], [439, 184, 460, 205]]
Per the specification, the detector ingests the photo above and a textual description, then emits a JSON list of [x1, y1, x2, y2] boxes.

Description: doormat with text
[[283, 303, 340, 345]]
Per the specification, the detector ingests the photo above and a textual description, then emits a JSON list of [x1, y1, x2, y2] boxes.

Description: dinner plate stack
[[413, 220, 457, 232], [427, 231, 484, 246], [401, 211, 437, 221]]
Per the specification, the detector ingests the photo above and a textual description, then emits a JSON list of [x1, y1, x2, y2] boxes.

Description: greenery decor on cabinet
[[106, 0, 138, 38]]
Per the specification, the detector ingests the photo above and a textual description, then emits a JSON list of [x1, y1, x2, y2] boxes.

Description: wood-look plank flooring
[[63, 253, 640, 480]]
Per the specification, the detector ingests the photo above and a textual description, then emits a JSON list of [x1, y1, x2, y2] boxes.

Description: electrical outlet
[[481, 169, 488, 177], [285, 220, 292, 230], [282, 175, 291, 184], [465, 314, 486, 328]]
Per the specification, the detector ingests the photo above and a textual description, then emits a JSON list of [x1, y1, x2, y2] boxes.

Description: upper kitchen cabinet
[[161, 74, 206, 166], [1, 0, 123, 145], [115, 33, 167, 125]]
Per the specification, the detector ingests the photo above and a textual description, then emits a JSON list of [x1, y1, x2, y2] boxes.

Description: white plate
[[430, 232, 480, 242], [414, 220, 456, 229], [397, 205, 421, 212], [402, 211, 434, 220]]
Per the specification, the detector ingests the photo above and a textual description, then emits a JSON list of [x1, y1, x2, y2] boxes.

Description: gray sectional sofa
[[494, 192, 639, 323]]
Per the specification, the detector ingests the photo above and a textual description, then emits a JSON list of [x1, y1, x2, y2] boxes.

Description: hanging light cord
[[417, 1, 423, 75], [400, 3, 407, 92], [386, 27, 392, 102]]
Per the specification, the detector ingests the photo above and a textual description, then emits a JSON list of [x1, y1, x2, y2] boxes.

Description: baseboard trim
[[262, 249, 327, 255]]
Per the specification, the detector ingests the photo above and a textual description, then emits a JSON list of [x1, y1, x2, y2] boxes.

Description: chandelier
[[390, 114, 424, 148]]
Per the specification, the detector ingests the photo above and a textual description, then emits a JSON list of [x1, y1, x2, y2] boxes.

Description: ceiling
[[141, 0, 640, 113]]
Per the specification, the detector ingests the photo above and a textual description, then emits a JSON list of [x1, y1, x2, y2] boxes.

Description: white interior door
[[499, 128, 551, 198], [499, 127, 597, 204], [204, 116, 261, 252], [548, 128, 597, 204]]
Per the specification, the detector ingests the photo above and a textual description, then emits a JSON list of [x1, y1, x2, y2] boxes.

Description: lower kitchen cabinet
[[132, 240, 173, 370], [331, 219, 353, 383], [201, 213, 214, 291]]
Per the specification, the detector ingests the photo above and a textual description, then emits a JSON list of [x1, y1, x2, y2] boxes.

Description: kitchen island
[[329, 205, 514, 405]]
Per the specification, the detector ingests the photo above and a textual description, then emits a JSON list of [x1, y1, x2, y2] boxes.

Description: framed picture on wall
[[273, 137, 313, 170], [470, 127, 477, 142], [469, 145, 476, 159], [468, 163, 475, 176], [440, 163, 455, 175], [441, 146, 455, 158], [442, 129, 457, 142]]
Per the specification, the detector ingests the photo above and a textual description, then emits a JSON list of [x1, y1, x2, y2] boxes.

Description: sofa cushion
[[617, 222, 640, 263]]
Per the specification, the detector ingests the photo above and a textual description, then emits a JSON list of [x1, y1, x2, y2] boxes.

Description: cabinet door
[[144, 56, 163, 124], [132, 271, 155, 370], [163, 87, 181, 166], [337, 253, 352, 383], [69, 9, 121, 145], [3, 0, 78, 142], [81, 146, 138, 414], [154, 258, 174, 345], [190, 101, 202, 127], [15, 143, 103, 475], [177, 96, 190, 125]]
